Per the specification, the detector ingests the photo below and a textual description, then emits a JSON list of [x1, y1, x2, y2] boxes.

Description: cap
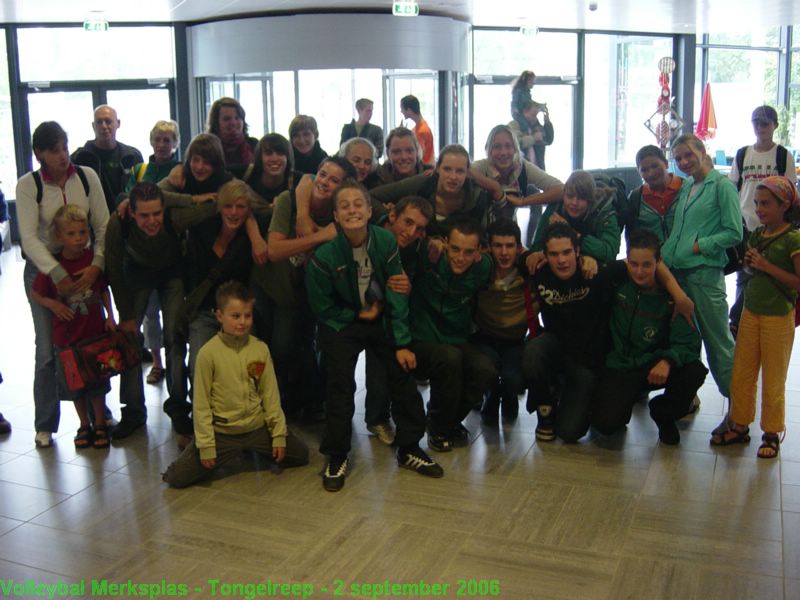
[[751, 105, 778, 124]]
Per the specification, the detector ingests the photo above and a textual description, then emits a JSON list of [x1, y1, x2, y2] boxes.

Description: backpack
[[591, 172, 629, 230], [734, 145, 788, 191], [624, 186, 644, 235], [32, 166, 90, 204]]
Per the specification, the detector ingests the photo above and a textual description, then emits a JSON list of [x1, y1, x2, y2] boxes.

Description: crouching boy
[[591, 230, 708, 444], [162, 281, 309, 488], [306, 180, 443, 492]]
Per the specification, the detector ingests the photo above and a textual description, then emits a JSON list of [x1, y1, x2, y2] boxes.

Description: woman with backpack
[[16, 121, 110, 448]]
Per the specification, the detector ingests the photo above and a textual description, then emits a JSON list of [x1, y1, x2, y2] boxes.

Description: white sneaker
[[35, 431, 53, 448], [367, 421, 396, 445]]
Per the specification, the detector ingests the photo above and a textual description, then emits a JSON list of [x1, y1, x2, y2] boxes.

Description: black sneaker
[[322, 456, 348, 492], [426, 431, 452, 453], [397, 447, 444, 478], [535, 405, 556, 442], [501, 397, 519, 423], [655, 419, 680, 445], [172, 415, 194, 436], [0, 413, 11, 435], [481, 394, 500, 426], [110, 418, 146, 440], [450, 423, 470, 447]]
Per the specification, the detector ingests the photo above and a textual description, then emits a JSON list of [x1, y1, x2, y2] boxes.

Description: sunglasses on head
[[752, 119, 772, 127]]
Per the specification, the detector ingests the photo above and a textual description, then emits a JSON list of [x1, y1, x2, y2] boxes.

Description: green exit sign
[[393, 1, 419, 17], [83, 20, 109, 32]]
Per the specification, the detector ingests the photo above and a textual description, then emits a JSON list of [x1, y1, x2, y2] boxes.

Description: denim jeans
[[142, 290, 163, 351], [119, 276, 188, 426], [23, 260, 61, 433], [188, 310, 220, 384]]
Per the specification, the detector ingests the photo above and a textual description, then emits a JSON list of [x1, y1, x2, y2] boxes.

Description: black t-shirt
[[530, 262, 626, 368]]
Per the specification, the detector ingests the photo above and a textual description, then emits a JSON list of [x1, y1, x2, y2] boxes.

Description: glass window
[[18, 27, 175, 82], [584, 35, 673, 168], [473, 30, 578, 76], [789, 51, 800, 148], [700, 49, 780, 158], [708, 29, 780, 48], [272, 71, 296, 138], [106, 89, 173, 162], [298, 69, 383, 156], [236, 78, 267, 140], [0, 30, 17, 191], [27, 91, 95, 168]]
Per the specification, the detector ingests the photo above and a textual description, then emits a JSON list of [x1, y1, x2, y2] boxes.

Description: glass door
[[384, 70, 439, 156]]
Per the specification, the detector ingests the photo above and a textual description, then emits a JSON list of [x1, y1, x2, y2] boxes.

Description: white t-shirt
[[729, 144, 797, 230], [352, 244, 373, 308]]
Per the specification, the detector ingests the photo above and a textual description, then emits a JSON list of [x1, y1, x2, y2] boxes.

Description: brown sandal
[[92, 427, 110, 449], [710, 426, 750, 446], [757, 433, 781, 459], [146, 366, 165, 385], [74, 426, 93, 449]]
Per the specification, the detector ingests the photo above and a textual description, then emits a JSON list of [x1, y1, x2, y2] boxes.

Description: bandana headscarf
[[759, 175, 800, 209]]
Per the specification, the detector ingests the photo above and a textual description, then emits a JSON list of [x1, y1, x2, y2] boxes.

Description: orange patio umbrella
[[695, 82, 717, 140]]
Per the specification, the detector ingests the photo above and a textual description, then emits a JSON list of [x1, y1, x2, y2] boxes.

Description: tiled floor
[[1, 245, 799, 599]]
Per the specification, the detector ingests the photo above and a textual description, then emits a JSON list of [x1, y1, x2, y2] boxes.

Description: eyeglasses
[[752, 119, 772, 128]]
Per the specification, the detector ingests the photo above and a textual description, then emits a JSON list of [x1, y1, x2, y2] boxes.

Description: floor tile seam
[[0, 468, 116, 497], [617, 534, 785, 578], [0, 475, 78, 499], [0, 556, 79, 579], [29, 491, 149, 531], [0, 518, 26, 538]]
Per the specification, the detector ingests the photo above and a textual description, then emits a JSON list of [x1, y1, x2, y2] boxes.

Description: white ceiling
[[1, 0, 799, 34]]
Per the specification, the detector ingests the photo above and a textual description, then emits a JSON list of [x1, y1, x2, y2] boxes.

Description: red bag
[[58, 331, 142, 392]]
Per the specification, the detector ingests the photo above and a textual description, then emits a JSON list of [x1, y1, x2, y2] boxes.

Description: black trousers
[[317, 321, 426, 458], [591, 360, 708, 435], [411, 340, 498, 436]]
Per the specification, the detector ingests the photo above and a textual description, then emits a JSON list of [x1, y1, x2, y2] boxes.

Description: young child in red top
[[31, 205, 117, 449]]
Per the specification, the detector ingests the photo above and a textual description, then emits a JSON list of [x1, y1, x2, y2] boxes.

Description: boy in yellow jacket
[[162, 281, 308, 487]]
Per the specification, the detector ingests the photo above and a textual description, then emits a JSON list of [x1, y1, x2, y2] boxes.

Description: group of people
[[6, 89, 799, 493]]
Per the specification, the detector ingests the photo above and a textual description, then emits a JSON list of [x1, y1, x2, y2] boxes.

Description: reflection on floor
[[1, 245, 799, 600]]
